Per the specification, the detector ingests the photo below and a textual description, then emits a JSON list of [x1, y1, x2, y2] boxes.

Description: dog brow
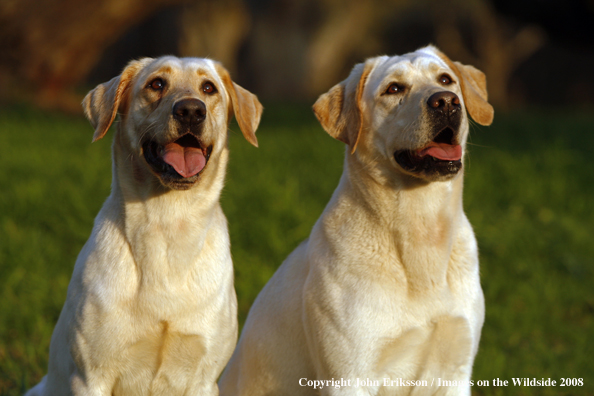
[[157, 65, 172, 74]]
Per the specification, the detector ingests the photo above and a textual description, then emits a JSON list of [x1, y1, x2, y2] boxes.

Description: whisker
[[465, 142, 491, 148]]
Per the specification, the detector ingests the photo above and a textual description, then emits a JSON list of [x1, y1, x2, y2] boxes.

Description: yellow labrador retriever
[[26, 57, 262, 396], [219, 46, 493, 395]]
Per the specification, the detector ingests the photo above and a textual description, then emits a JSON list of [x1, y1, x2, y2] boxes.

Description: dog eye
[[439, 74, 453, 85], [385, 83, 403, 95], [202, 82, 217, 95], [148, 78, 165, 91]]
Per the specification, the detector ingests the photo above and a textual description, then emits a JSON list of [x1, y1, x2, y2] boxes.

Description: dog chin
[[394, 149, 462, 181], [155, 171, 204, 191]]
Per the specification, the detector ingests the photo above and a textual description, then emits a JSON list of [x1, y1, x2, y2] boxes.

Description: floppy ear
[[215, 62, 263, 147], [82, 58, 151, 142], [435, 49, 494, 126], [312, 58, 377, 154]]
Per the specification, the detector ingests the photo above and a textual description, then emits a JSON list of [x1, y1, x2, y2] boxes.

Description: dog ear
[[215, 63, 263, 147], [435, 49, 494, 126], [313, 58, 377, 154], [82, 58, 151, 142]]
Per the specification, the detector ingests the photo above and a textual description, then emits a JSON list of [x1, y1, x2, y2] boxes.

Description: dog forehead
[[368, 48, 451, 88], [178, 57, 221, 80], [136, 56, 222, 85]]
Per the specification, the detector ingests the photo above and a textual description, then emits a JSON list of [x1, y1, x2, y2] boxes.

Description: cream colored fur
[[219, 46, 493, 396], [26, 57, 262, 396]]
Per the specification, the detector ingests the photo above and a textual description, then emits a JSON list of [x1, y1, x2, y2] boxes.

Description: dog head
[[313, 46, 493, 182], [83, 57, 262, 191]]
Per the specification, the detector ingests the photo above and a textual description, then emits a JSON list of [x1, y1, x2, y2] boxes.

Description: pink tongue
[[162, 142, 206, 178], [419, 143, 462, 161]]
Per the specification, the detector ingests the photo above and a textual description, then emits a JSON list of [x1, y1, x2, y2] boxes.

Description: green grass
[[0, 103, 592, 395]]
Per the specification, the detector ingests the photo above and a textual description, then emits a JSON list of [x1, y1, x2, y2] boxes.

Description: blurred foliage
[[0, 104, 593, 395], [6, 0, 593, 109]]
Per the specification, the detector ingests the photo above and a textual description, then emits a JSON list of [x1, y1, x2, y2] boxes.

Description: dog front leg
[[70, 370, 115, 396], [302, 297, 382, 396]]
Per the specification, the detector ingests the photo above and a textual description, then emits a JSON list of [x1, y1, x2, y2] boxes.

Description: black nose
[[427, 91, 460, 115], [172, 98, 206, 125]]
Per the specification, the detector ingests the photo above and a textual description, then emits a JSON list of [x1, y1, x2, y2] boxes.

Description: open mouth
[[143, 133, 212, 182], [394, 127, 462, 178]]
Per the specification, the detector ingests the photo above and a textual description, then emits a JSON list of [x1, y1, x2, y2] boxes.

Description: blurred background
[[1, 0, 594, 110], [1, 0, 593, 395]]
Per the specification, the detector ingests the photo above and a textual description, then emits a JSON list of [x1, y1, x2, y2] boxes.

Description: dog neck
[[319, 150, 466, 294], [104, 129, 229, 283]]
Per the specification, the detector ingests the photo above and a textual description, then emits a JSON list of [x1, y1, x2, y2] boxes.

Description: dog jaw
[[141, 134, 214, 191]]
